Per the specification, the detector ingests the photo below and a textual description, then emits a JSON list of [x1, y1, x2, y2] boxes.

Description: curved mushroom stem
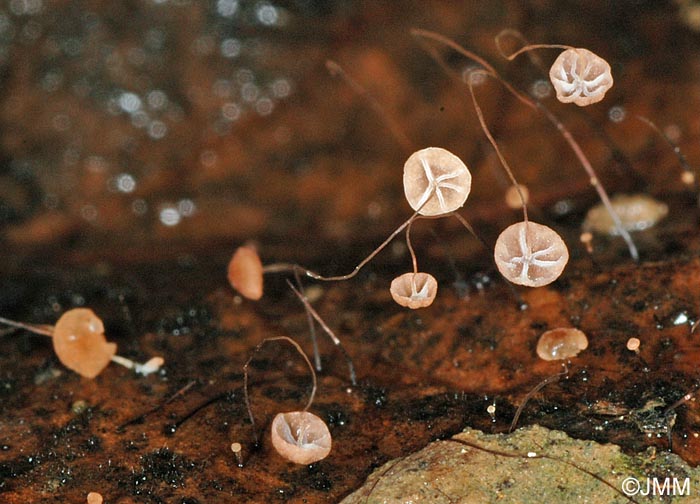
[[405, 219, 419, 274], [467, 69, 529, 226], [287, 281, 357, 386], [326, 59, 414, 152], [510, 363, 569, 432], [635, 114, 700, 205], [263, 208, 422, 281], [0, 316, 54, 337], [495, 41, 574, 62], [110, 355, 164, 376], [412, 28, 639, 262], [243, 335, 317, 444]]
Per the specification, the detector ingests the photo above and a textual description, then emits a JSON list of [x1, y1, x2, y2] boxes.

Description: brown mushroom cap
[[390, 272, 438, 309], [494, 221, 569, 288], [536, 328, 588, 361], [270, 411, 332, 465], [52, 308, 117, 378], [403, 147, 471, 216], [549, 48, 613, 106], [227, 245, 264, 300]]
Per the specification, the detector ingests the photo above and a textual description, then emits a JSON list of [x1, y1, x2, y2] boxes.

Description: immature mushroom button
[[390, 272, 438, 309], [549, 48, 613, 106], [494, 221, 569, 287], [403, 147, 471, 216], [270, 411, 332, 465], [536, 328, 588, 361], [53, 308, 117, 379], [228, 245, 264, 300]]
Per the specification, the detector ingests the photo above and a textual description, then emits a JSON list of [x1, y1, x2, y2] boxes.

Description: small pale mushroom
[[390, 272, 438, 309], [582, 193, 668, 236], [403, 147, 472, 216], [228, 245, 264, 300], [86, 492, 103, 504], [270, 411, 332, 465], [536, 328, 588, 361], [549, 48, 613, 106], [494, 221, 569, 288], [0, 309, 164, 378], [53, 308, 117, 379]]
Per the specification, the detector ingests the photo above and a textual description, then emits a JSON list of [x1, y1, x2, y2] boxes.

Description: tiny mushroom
[[549, 48, 613, 106], [536, 328, 589, 361], [390, 272, 438, 309], [228, 245, 264, 300], [494, 221, 569, 287], [53, 308, 117, 379], [270, 411, 332, 465], [403, 147, 472, 216]]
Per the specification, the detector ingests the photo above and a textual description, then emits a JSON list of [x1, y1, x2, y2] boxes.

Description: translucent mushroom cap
[[536, 328, 588, 361], [494, 221, 569, 287], [227, 245, 264, 300], [53, 308, 117, 379], [403, 147, 471, 216], [549, 48, 613, 106], [270, 411, 332, 465], [390, 272, 438, 309]]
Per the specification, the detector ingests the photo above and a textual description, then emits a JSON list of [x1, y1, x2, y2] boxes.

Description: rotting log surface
[[3, 1, 700, 503]]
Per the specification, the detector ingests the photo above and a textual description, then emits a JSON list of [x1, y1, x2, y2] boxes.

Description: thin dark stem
[[467, 69, 529, 225], [326, 59, 414, 152], [636, 114, 700, 203], [0, 316, 54, 337], [413, 28, 639, 261], [405, 219, 418, 274], [287, 281, 357, 386], [293, 269, 321, 372], [263, 210, 420, 281], [243, 336, 317, 444], [444, 437, 639, 504], [510, 363, 569, 432]]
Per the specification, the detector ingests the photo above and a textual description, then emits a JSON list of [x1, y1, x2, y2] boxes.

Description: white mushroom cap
[[390, 272, 438, 309], [549, 48, 613, 106], [270, 411, 332, 465], [403, 147, 471, 216], [494, 221, 569, 287]]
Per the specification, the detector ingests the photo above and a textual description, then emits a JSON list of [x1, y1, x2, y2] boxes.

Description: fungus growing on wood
[[494, 221, 569, 288], [536, 328, 588, 361], [228, 244, 264, 300], [403, 147, 472, 216], [270, 411, 332, 465], [0, 309, 164, 378], [390, 272, 438, 309]]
